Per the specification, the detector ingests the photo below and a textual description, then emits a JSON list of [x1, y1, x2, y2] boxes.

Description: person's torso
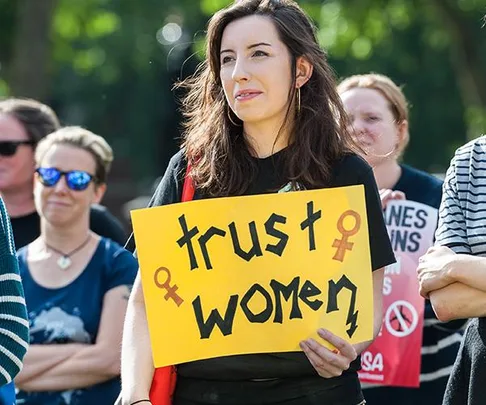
[[15, 238, 123, 405], [179, 153, 372, 382], [153, 149, 392, 405]]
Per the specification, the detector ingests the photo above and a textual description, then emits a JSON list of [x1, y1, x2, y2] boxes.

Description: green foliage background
[[1, 0, 485, 214]]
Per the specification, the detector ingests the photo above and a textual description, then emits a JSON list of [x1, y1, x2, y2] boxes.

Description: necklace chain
[[45, 235, 91, 270]]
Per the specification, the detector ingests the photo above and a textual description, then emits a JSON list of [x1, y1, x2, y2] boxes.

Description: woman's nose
[[351, 118, 365, 133], [53, 176, 69, 193], [231, 58, 250, 82]]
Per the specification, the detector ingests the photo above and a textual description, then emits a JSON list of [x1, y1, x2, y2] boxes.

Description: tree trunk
[[8, 0, 57, 101], [431, 0, 486, 139]]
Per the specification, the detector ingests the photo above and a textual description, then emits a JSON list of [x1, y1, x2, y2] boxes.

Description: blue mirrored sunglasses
[[35, 167, 97, 191]]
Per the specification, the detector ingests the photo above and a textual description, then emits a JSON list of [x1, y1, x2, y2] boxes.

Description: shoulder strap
[[181, 164, 195, 202]]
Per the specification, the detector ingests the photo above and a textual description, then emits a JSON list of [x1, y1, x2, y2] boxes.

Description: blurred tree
[[0, 0, 484, 220], [431, 0, 486, 139], [309, 0, 486, 143], [8, 0, 58, 100]]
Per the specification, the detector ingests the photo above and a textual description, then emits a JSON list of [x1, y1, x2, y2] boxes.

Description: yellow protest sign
[[131, 185, 373, 368]]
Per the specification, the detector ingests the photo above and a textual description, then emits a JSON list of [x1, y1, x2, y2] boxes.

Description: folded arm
[[15, 343, 86, 386], [17, 284, 130, 392], [429, 281, 486, 322]]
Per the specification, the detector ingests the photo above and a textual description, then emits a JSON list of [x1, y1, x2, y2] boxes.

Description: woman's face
[[34, 143, 105, 228], [340, 87, 404, 167], [0, 113, 35, 193], [219, 15, 294, 128]]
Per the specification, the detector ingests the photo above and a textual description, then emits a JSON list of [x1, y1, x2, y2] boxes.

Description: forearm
[[19, 284, 132, 392], [430, 281, 486, 322], [353, 312, 383, 355], [353, 268, 384, 355], [18, 344, 120, 391], [121, 300, 155, 404], [449, 256, 486, 292], [15, 343, 86, 385]]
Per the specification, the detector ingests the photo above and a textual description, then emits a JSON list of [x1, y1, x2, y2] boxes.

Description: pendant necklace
[[45, 235, 91, 270]]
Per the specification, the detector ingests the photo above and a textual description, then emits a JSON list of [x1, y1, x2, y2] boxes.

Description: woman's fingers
[[380, 189, 406, 209], [300, 340, 346, 377], [317, 329, 357, 361], [300, 329, 358, 378], [391, 191, 406, 200]]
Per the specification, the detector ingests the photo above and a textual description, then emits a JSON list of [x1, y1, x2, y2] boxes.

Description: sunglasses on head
[[35, 167, 97, 191], [0, 140, 36, 156]]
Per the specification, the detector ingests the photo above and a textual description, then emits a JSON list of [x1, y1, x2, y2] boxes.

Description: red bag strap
[[181, 164, 195, 202]]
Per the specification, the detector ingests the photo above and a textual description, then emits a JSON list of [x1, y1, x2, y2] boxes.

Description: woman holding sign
[[14, 127, 138, 405], [121, 1, 395, 405], [338, 74, 461, 405]]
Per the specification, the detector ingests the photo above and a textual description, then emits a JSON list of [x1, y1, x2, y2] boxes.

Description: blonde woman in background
[[14, 127, 137, 405], [338, 73, 461, 405]]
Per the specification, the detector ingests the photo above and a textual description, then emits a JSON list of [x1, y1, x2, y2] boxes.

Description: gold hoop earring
[[296, 87, 301, 114], [227, 107, 241, 126]]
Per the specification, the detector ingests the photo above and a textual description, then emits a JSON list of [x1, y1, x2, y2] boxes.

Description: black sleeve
[[147, 152, 185, 208], [89, 205, 127, 245], [125, 151, 186, 252], [360, 167, 396, 271]]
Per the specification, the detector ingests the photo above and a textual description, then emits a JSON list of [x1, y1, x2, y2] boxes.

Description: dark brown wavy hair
[[180, 0, 357, 196]]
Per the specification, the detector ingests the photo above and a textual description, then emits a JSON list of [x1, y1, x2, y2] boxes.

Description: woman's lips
[[235, 91, 262, 102]]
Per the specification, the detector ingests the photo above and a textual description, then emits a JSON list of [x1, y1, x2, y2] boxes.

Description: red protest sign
[[358, 200, 437, 387]]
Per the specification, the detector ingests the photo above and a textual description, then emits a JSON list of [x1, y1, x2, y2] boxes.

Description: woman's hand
[[417, 246, 457, 297], [300, 328, 357, 378], [379, 189, 405, 210]]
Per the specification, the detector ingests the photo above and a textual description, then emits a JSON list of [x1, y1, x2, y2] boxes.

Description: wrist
[[456, 255, 486, 284], [448, 254, 480, 284], [122, 399, 151, 405], [122, 391, 151, 405], [129, 400, 151, 405], [444, 257, 459, 284]]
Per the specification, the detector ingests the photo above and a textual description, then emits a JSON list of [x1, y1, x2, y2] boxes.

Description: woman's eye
[[221, 56, 235, 64], [366, 116, 379, 122], [252, 50, 268, 57]]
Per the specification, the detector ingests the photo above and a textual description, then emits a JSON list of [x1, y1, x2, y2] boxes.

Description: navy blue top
[[16, 238, 137, 405], [394, 164, 443, 209]]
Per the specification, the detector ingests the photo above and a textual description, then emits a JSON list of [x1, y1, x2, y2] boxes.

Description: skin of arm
[[15, 344, 86, 385], [418, 246, 486, 321], [300, 267, 384, 378], [17, 284, 130, 391], [429, 282, 486, 322], [121, 273, 155, 405], [354, 266, 384, 353]]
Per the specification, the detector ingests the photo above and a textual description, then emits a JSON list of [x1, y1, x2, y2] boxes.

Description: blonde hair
[[337, 73, 410, 157], [35, 126, 114, 184]]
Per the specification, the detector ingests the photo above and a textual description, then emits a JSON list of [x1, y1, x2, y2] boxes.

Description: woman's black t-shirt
[[148, 149, 395, 404]]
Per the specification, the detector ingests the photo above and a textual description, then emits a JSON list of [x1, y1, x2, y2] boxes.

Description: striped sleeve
[[435, 155, 471, 253], [0, 198, 29, 385]]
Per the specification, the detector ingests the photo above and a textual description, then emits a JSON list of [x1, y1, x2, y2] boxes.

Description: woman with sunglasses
[[14, 127, 138, 405], [0, 98, 127, 249]]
